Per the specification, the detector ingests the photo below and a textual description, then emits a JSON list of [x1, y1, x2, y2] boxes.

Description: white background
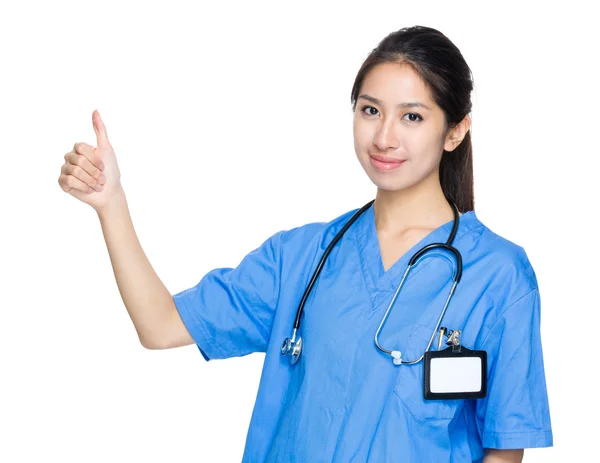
[[1, 0, 597, 461]]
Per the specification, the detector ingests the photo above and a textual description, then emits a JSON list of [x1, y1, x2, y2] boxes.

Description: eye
[[360, 105, 379, 116], [403, 113, 423, 123]]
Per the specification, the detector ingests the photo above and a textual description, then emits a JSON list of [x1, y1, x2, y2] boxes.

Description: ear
[[444, 114, 471, 152]]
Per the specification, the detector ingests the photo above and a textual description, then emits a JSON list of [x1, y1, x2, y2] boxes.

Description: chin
[[364, 170, 413, 192], [359, 161, 408, 192], [373, 179, 414, 192]]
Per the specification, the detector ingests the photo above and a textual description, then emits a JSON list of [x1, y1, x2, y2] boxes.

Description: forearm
[[483, 449, 524, 463], [97, 189, 173, 348]]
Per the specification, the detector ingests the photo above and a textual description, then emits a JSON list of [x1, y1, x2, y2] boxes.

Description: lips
[[369, 154, 406, 163], [368, 154, 406, 171]]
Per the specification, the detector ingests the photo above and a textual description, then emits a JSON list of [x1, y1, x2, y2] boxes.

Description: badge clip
[[446, 329, 462, 353]]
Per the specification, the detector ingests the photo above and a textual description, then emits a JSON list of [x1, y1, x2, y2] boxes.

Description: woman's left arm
[[483, 449, 523, 462], [475, 287, 553, 451]]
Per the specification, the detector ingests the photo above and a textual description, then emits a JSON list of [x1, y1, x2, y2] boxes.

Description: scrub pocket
[[393, 323, 462, 422]]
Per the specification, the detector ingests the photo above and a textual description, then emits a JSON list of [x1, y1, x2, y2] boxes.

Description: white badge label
[[429, 356, 483, 393]]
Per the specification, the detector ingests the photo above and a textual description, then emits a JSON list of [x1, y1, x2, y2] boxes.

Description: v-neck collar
[[355, 202, 480, 297]]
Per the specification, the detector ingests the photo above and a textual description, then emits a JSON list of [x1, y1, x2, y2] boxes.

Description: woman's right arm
[[59, 110, 193, 350], [96, 190, 193, 349]]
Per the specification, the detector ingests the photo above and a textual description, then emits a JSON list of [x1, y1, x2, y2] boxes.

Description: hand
[[58, 109, 123, 212]]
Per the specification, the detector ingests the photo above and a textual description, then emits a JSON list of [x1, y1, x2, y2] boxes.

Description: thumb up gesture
[[58, 110, 123, 212]]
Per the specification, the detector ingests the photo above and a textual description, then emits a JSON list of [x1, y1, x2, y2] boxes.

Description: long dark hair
[[350, 25, 475, 212]]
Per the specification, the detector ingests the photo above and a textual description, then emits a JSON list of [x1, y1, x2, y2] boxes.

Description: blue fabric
[[173, 204, 553, 462]]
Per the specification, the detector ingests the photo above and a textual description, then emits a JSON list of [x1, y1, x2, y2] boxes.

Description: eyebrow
[[358, 94, 432, 110]]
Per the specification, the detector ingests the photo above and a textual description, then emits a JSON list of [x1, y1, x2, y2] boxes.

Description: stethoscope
[[281, 197, 463, 366]]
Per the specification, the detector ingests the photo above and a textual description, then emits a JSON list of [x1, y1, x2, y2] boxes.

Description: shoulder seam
[[479, 286, 539, 347], [460, 223, 485, 241]]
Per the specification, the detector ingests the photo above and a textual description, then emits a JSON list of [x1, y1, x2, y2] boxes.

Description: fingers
[[72, 142, 104, 171], [66, 147, 105, 181], [61, 144, 106, 194], [61, 162, 105, 192], [58, 170, 95, 194]]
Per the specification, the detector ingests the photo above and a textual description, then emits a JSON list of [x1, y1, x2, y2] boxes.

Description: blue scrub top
[[173, 204, 553, 462]]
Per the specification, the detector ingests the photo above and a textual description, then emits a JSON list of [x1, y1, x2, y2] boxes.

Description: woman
[[59, 25, 552, 462]]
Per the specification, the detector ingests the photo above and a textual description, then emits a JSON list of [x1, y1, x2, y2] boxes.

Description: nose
[[373, 117, 400, 151]]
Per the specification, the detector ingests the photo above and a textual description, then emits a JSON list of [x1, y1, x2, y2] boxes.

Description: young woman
[[59, 25, 552, 463]]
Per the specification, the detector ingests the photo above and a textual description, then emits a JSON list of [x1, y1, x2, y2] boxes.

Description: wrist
[[96, 188, 127, 221]]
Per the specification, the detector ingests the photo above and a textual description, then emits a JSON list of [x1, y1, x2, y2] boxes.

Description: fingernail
[[95, 183, 104, 191], [99, 174, 106, 184], [98, 162, 105, 171]]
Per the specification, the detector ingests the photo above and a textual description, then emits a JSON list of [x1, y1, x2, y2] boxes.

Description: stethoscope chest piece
[[281, 334, 303, 365]]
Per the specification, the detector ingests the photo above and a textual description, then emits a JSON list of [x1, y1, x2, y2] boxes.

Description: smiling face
[[353, 61, 458, 193]]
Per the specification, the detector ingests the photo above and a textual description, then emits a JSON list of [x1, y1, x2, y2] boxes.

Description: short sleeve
[[172, 230, 283, 361], [476, 288, 553, 449]]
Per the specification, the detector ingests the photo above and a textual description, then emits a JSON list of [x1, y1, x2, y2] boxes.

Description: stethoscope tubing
[[291, 199, 375, 330], [282, 198, 462, 365]]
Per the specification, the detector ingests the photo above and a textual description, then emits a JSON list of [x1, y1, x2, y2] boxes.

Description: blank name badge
[[423, 347, 487, 400]]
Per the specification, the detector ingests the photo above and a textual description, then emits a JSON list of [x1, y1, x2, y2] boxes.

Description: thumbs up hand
[[58, 110, 124, 212]]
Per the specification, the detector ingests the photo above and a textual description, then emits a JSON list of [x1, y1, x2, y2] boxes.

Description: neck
[[373, 169, 460, 235]]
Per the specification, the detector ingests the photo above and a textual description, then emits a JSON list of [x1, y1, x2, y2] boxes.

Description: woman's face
[[353, 61, 458, 192]]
